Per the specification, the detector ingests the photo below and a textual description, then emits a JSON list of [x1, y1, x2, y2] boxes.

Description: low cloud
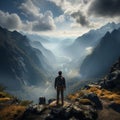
[[32, 11, 56, 31], [0, 0, 56, 32], [85, 47, 93, 55], [71, 11, 89, 26], [50, 0, 91, 27], [55, 15, 65, 23], [0, 10, 22, 30], [19, 0, 40, 18], [20, 0, 56, 31], [89, 0, 120, 17]]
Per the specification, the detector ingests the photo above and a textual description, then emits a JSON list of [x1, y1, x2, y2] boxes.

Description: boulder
[[83, 93, 102, 109]]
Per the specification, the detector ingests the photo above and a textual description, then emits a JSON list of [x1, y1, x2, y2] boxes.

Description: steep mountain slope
[[0, 26, 49, 90], [30, 40, 56, 65], [80, 28, 120, 78], [66, 22, 120, 58]]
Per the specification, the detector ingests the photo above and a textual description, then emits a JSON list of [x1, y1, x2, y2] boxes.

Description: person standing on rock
[[54, 71, 66, 105]]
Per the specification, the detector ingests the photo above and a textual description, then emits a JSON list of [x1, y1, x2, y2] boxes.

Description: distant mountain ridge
[[30, 40, 56, 65], [66, 22, 120, 58], [0, 26, 50, 90], [80, 27, 120, 78], [27, 34, 49, 43]]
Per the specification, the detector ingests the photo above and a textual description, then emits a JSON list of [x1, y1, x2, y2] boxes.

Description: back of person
[[55, 76, 65, 88]]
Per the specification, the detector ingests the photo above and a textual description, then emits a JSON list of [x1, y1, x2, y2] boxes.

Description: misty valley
[[0, 22, 120, 102]]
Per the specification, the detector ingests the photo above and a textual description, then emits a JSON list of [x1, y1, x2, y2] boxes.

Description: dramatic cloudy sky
[[0, 0, 120, 37]]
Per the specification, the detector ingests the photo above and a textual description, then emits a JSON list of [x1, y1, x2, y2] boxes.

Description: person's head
[[58, 71, 62, 76]]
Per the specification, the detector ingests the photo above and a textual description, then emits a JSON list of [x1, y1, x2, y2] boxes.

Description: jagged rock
[[108, 70, 120, 80], [49, 101, 97, 120], [83, 93, 102, 109], [101, 70, 120, 89], [23, 100, 97, 120]]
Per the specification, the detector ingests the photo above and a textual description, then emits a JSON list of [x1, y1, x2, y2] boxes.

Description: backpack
[[39, 97, 46, 104]]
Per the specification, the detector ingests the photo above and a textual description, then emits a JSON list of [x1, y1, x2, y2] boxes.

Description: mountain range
[[65, 22, 120, 59], [0, 26, 51, 90]]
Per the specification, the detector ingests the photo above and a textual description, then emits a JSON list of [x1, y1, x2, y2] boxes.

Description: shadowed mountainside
[[30, 40, 56, 65], [0, 26, 51, 90], [80, 27, 120, 79]]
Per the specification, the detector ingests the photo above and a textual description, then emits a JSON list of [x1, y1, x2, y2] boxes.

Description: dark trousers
[[57, 87, 64, 105]]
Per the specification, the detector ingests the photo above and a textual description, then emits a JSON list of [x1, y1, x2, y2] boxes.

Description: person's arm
[[63, 77, 66, 89], [54, 78, 57, 89]]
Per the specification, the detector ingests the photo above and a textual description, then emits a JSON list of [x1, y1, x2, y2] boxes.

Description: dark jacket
[[54, 75, 66, 88]]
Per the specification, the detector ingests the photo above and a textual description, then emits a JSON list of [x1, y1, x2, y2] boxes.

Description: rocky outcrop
[[100, 57, 120, 89], [22, 100, 97, 120], [83, 93, 102, 109]]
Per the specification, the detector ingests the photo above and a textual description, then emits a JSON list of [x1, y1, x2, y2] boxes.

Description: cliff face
[[0, 26, 49, 90], [80, 28, 120, 79]]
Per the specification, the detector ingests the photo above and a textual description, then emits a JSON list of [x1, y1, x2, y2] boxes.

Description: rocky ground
[[22, 99, 97, 120]]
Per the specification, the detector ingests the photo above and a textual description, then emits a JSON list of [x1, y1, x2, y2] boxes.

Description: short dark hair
[[58, 71, 62, 75]]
